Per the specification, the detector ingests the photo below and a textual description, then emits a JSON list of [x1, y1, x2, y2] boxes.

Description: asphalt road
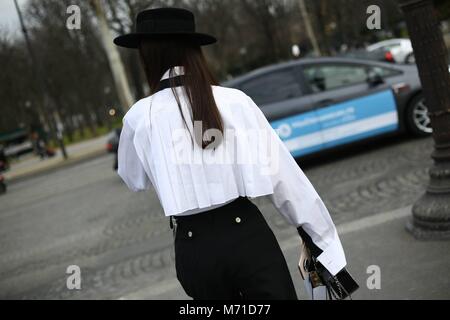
[[0, 134, 437, 299]]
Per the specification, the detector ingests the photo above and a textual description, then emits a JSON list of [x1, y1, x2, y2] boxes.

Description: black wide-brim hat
[[113, 7, 217, 48]]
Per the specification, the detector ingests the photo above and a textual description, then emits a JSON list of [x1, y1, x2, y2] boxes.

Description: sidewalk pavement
[[3, 134, 110, 183], [119, 205, 450, 300]]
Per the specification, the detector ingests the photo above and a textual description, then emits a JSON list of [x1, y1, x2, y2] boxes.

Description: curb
[[4, 149, 110, 185]]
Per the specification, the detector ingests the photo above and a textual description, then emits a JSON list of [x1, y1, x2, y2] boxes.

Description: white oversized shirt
[[118, 66, 347, 275]]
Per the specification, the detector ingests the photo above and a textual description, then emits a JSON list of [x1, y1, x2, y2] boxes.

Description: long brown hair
[[138, 36, 223, 149]]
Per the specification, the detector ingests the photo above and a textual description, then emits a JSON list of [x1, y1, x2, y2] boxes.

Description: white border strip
[[284, 111, 398, 152]]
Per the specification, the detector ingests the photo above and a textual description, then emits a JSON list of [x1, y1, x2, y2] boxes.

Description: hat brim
[[113, 32, 217, 48]]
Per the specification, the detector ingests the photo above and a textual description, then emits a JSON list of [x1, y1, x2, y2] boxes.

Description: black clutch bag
[[298, 227, 359, 300], [306, 256, 359, 300]]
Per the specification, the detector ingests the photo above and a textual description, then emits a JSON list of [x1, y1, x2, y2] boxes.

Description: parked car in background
[[0, 129, 34, 159], [0, 174, 6, 195], [106, 127, 121, 170], [366, 38, 415, 64], [222, 57, 430, 158], [340, 46, 399, 64], [0, 145, 9, 172]]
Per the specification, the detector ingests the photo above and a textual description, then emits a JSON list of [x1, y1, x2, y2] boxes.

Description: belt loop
[[169, 216, 174, 229]]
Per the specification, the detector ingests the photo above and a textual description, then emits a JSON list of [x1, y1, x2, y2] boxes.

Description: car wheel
[[113, 154, 118, 171], [406, 94, 432, 136], [0, 182, 6, 194], [405, 53, 415, 64]]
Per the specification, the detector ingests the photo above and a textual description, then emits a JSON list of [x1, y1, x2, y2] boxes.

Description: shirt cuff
[[316, 238, 347, 276]]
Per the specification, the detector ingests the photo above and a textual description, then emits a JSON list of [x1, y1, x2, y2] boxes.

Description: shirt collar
[[160, 66, 185, 81]]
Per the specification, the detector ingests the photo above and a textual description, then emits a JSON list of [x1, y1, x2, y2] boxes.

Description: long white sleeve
[[117, 117, 152, 192], [245, 93, 347, 276]]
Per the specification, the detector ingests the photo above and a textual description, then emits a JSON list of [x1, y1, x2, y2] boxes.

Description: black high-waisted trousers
[[173, 196, 298, 300]]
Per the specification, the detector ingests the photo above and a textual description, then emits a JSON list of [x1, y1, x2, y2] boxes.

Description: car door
[[301, 62, 399, 150], [238, 66, 323, 157]]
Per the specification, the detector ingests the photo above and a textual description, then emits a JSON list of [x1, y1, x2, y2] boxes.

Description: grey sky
[[0, 0, 29, 37]]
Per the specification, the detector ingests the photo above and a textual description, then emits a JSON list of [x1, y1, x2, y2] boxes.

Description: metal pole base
[[406, 193, 450, 240]]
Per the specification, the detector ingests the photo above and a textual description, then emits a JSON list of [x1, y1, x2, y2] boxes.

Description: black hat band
[[137, 19, 195, 34]]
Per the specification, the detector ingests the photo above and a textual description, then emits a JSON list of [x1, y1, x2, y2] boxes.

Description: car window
[[368, 42, 400, 51], [240, 68, 302, 105], [303, 64, 368, 93], [370, 66, 402, 78], [382, 43, 401, 50]]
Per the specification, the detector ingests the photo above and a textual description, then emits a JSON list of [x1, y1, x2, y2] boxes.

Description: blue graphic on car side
[[270, 90, 399, 157]]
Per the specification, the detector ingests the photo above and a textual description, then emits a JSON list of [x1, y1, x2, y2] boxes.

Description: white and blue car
[[223, 57, 431, 158]]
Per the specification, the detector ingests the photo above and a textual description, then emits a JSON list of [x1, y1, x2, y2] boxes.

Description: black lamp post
[[398, 0, 450, 239]]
